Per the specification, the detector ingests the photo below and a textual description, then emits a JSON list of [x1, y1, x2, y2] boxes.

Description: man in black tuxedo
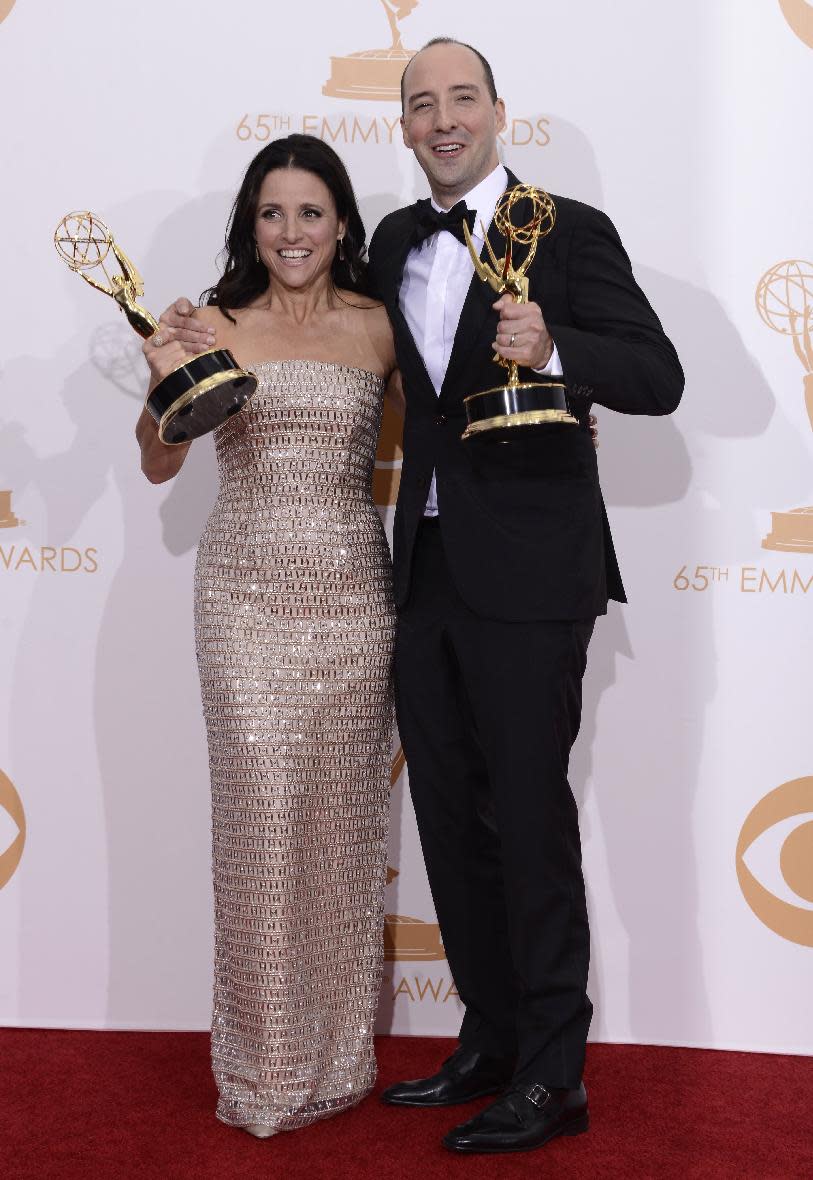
[[369, 38, 683, 1154]]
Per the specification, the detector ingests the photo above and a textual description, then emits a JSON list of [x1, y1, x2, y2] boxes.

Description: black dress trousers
[[394, 519, 595, 1088]]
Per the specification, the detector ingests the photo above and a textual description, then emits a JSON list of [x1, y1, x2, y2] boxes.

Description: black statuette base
[[462, 379, 578, 442], [145, 348, 257, 445]]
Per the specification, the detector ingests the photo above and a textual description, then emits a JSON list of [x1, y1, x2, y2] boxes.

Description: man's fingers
[[493, 298, 537, 321], [492, 341, 521, 359], [495, 327, 523, 345], [157, 298, 215, 354], [174, 329, 215, 352], [158, 296, 211, 334], [159, 307, 204, 332]]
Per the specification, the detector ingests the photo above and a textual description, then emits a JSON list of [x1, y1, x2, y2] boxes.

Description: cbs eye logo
[[0, 770, 26, 889], [736, 776, 813, 946], [779, 0, 813, 50]]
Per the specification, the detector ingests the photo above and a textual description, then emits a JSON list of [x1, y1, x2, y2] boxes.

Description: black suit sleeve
[[549, 206, 684, 416]]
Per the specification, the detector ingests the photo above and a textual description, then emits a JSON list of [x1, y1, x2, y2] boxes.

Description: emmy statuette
[[322, 1, 419, 102], [461, 185, 578, 442], [54, 212, 257, 445]]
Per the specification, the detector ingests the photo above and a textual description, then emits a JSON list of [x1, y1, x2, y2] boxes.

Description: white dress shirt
[[399, 164, 563, 515]]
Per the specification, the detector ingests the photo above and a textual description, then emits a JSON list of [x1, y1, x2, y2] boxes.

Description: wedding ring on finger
[[509, 332, 516, 348], [152, 332, 165, 348]]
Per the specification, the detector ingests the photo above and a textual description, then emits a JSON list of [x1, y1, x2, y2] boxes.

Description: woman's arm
[[136, 403, 191, 484], [136, 334, 194, 483]]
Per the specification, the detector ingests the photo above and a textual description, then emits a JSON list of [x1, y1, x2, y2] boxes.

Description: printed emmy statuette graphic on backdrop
[[0, 771, 26, 889], [384, 870, 445, 960], [0, 491, 22, 529], [756, 260, 813, 552], [384, 746, 445, 962], [779, 0, 813, 48], [323, 0, 419, 101], [736, 777, 813, 946]]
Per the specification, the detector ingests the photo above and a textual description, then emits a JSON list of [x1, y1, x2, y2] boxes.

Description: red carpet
[[1, 1031, 811, 1179]]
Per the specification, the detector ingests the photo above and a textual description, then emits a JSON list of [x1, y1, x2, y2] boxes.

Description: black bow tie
[[412, 199, 477, 247]]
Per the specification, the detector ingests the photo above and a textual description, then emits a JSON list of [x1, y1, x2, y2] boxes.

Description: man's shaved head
[[401, 36, 498, 110]]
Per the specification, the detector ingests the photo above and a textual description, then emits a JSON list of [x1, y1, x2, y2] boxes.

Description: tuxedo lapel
[[380, 208, 437, 405], [375, 213, 414, 308]]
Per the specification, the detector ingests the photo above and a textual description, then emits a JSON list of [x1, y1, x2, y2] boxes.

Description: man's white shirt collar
[[429, 163, 508, 246]]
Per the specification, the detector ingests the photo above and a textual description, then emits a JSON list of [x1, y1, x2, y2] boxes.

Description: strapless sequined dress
[[194, 360, 396, 1132]]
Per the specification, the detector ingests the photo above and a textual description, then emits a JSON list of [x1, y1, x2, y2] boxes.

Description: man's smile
[[431, 141, 466, 157]]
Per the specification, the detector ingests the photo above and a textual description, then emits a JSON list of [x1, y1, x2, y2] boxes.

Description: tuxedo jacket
[[367, 170, 684, 621]]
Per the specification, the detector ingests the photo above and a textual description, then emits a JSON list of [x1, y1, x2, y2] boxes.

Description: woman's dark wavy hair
[[202, 134, 369, 319]]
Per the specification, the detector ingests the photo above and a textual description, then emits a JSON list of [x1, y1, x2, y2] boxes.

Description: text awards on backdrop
[[54, 212, 257, 444]]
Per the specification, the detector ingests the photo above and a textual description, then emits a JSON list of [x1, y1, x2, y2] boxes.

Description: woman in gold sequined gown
[[136, 136, 399, 1137]]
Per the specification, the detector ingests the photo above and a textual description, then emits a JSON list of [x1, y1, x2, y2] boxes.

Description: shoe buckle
[[524, 1082, 551, 1109]]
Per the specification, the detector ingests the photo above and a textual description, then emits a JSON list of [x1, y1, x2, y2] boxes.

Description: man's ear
[[401, 115, 413, 150], [495, 98, 507, 137]]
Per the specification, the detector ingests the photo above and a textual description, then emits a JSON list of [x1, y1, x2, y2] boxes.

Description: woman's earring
[[337, 236, 345, 262], [255, 243, 260, 263]]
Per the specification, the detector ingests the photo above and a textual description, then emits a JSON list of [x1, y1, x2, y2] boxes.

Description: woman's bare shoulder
[[342, 298, 395, 377], [192, 304, 233, 329]]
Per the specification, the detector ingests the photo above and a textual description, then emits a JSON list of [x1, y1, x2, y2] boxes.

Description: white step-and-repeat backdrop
[[1, 0, 811, 1052]]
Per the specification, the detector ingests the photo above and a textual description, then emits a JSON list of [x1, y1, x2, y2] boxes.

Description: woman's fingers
[[143, 334, 187, 381]]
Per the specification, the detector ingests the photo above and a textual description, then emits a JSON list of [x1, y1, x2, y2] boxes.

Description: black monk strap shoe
[[441, 1081, 589, 1153], [380, 1045, 515, 1107]]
